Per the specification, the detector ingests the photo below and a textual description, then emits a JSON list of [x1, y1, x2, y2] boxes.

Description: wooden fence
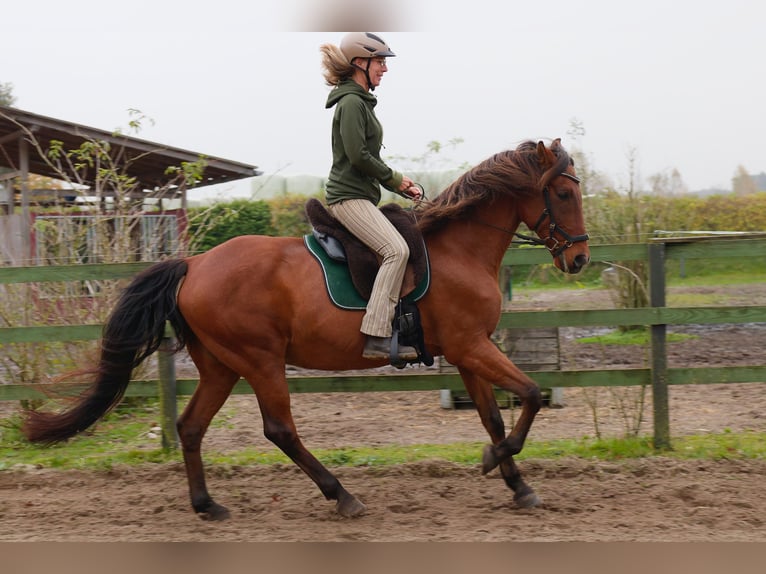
[[1, 237, 765, 451]]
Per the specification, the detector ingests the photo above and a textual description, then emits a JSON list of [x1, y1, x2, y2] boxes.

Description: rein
[[410, 174, 589, 263]]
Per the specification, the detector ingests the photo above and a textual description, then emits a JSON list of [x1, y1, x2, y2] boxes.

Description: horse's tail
[[23, 258, 190, 444]]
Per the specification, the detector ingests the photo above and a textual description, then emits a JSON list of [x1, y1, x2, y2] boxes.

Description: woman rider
[[319, 32, 423, 360]]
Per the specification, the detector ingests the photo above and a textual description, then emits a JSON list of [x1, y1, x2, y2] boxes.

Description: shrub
[[187, 199, 274, 253]]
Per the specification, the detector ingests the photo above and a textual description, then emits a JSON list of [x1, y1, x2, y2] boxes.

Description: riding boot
[[363, 336, 418, 360]]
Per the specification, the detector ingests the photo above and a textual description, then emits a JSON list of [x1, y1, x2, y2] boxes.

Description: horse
[[22, 138, 590, 520]]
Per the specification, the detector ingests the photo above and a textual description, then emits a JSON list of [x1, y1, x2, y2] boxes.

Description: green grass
[[666, 292, 734, 306], [514, 257, 763, 291], [575, 328, 696, 345], [0, 408, 176, 471], [512, 263, 603, 289], [669, 270, 761, 287], [2, 404, 765, 472], [141, 433, 766, 467], [665, 257, 764, 285]]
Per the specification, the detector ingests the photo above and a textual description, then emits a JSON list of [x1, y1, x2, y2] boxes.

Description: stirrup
[[363, 336, 417, 362], [389, 331, 418, 368]]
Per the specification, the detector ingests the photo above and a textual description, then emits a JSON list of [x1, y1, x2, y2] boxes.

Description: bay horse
[[23, 139, 590, 520]]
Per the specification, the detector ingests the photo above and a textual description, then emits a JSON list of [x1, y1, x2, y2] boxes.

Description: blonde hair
[[319, 43, 355, 86]]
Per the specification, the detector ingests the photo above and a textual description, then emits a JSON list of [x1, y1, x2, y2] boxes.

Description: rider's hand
[[403, 185, 423, 200], [398, 176, 415, 192], [397, 177, 422, 200]]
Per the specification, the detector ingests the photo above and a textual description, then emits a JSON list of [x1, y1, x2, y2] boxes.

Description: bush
[[187, 199, 274, 253], [585, 191, 766, 244], [268, 193, 317, 238]]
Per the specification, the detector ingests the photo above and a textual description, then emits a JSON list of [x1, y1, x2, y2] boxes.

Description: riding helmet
[[340, 32, 396, 62]]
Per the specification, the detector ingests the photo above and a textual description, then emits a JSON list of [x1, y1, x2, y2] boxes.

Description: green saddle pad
[[304, 234, 430, 310]]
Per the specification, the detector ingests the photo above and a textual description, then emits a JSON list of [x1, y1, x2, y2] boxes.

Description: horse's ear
[[551, 138, 562, 150], [537, 140, 554, 165]]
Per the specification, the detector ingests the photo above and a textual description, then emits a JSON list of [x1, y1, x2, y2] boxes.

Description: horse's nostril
[[574, 254, 590, 269], [568, 253, 590, 273]]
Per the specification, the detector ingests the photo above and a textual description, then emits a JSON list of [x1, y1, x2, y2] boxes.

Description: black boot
[[363, 336, 418, 360]]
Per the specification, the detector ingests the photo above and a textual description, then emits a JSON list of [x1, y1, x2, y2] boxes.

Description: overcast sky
[[2, 0, 764, 200]]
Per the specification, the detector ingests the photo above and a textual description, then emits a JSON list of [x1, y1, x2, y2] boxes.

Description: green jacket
[[324, 80, 403, 205]]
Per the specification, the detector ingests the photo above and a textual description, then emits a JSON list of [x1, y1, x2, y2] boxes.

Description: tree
[[583, 147, 649, 321], [0, 110, 207, 388], [732, 165, 758, 196], [0, 82, 15, 106], [565, 118, 612, 199], [384, 138, 470, 198], [648, 168, 688, 196], [0, 83, 17, 203]]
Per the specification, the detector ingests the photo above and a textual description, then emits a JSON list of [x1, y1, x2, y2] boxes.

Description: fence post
[[648, 242, 671, 450], [157, 322, 179, 450]]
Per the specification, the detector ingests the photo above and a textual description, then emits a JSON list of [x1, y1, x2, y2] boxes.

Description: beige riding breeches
[[327, 198, 409, 337]]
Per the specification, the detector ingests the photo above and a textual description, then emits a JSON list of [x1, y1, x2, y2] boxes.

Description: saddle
[[305, 198, 428, 301], [304, 198, 433, 368]]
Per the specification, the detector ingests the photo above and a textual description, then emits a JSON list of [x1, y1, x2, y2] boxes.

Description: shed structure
[[0, 105, 260, 262]]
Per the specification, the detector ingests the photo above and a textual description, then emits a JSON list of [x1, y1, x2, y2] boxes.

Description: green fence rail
[[2, 237, 765, 451]]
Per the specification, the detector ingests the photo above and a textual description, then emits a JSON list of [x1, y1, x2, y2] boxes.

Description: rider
[[319, 32, 423, 361]]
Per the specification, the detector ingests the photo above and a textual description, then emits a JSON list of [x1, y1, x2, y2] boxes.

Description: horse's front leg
[[458, 368, 542, 508]]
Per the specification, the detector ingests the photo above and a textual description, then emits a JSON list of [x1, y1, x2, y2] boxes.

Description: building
[[0, 105, 260, 264]]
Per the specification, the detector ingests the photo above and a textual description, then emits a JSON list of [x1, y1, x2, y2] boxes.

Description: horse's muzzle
[[568, 253, 590, 274], [556, 251, 590, 274]]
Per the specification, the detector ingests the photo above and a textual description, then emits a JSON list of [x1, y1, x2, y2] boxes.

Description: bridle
[[410, 172, 589, 264], [513, 172, 590, 259]]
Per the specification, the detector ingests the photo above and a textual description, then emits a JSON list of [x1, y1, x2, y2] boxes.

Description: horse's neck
[[435, 203, 520, 275]]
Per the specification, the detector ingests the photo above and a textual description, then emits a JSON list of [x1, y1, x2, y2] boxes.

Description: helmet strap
[[351, 58, 375, 91]]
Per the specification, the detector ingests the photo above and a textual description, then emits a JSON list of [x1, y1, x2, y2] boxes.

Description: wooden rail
[[1, 237, 765, 451]]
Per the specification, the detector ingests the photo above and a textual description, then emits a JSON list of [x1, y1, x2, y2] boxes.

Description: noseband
[[514, 172, 590, 260]]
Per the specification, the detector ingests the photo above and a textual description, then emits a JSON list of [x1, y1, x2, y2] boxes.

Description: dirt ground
[[1, 283, 765, 541]]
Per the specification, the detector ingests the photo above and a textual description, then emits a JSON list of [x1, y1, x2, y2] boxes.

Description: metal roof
[[0, 105, 261, 192]]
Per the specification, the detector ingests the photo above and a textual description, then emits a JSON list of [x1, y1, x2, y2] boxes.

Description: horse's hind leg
[[177, 341, 240, 520], [459, 368, 542, 508], [248, 368, 367, 518]]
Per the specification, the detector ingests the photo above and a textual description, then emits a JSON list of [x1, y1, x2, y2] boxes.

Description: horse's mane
[[415, 140, 571, 235]]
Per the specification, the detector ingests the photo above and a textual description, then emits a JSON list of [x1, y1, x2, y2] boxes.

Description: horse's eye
[[556, 190, 572, 200]]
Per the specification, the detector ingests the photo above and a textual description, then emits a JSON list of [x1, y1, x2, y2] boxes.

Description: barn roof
[[0, 105, 260, 192]]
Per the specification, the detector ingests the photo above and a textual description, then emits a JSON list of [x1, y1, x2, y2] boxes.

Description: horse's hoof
[[481, 444, 499, 475], [196, 502, 231, 521], [336, 494, 367, 518], [514, 491, 542, 509]]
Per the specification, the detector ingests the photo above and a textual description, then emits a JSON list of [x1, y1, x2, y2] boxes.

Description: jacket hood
[[325, 80, 377, 109]]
